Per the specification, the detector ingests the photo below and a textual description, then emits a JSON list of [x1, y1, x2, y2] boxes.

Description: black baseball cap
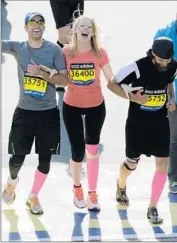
[[152, 37, 174, 59]]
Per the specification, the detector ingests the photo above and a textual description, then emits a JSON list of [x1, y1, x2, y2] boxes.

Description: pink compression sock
[[86, 144, 99, 192], [150, 171, 167, 204], [31, 169, 48, 195]]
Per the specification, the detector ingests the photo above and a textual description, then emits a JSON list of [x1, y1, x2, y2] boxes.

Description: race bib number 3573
[[24, 76, 47, 98], [70, 63, 95, 85]]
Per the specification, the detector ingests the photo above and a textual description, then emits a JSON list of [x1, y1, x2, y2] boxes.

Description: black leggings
[[50, 0, 84, 29], [63, 101, 106, 162]]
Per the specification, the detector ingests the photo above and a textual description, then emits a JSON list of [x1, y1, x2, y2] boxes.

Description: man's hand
[[120, 84, 147, 104], [26, 60, 58, 78], [167, 99, 176, 112], [129, 90, 148, 105], [39, 64, 58, 78], [26, 60, 41, 77]]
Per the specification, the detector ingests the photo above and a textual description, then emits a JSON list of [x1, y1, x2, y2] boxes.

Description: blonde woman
[[62, 16, 113, 211], [40, 16, 115, 211]]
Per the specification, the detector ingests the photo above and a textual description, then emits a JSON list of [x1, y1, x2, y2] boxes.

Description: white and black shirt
[[115, 56, 177, 120]]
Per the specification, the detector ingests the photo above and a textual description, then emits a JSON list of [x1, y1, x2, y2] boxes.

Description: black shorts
[[49, 0, 84, 29], [125, 117, 170, 159], [8, 107, 60, 155]]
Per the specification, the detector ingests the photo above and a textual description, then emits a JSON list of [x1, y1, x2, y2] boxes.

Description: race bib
[[24, 76, 47, 98], [70, 63, 95, 85], [140, 89, 167, 111]]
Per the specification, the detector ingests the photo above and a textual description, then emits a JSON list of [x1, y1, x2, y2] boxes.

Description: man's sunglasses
[[28, 20, 45, 27]]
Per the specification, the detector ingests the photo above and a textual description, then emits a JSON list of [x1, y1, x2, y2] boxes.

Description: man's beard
[[154, 60, 170, 72], [31, 33, 43, 40]]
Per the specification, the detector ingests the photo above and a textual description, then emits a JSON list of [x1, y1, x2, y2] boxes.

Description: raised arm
[[1, 40, 18, 54]]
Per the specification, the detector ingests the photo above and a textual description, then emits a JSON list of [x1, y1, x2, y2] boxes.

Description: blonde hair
[[68, 15, 101, 57]]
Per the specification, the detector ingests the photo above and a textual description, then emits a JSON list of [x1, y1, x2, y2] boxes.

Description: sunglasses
[[28, 20, 45, 27]]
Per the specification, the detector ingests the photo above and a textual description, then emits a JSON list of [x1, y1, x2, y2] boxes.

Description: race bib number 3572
[[24, 76, 47, 98], [70, 63, 95, 85]]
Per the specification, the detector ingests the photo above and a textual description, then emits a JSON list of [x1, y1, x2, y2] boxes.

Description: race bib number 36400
[[24, 76, 47, 98], [70, 63, 95, 85]]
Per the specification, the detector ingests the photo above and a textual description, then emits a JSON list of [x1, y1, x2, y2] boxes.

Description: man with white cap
[[1, 12, 68, 215]]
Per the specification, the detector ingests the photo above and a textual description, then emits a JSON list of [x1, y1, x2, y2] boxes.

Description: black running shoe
[[116, 180, 129, 206], [147, 207, 163, 224]]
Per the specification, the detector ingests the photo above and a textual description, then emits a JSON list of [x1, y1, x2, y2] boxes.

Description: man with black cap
[[1, 12, 68, 215], [107, 37, 177, 224], [154, 16, 177, 194]]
